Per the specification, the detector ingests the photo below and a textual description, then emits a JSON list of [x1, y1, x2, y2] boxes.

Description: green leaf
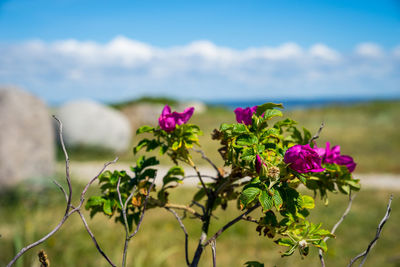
[[263, 109, 283, 120], [172, 141, 180, 150], [240, 187, 261, 207], [136, 125, 154, 135], [259, 190, 273, 211], [103, 199, 113, 215], [256, 103, 284, 116], [166, 166, 185, 176], [236, 134, 258, 146], [300, 195, 315, 209], [312, 240, 328, 252], [232, 123, 248, 134], [241, 147, 255, 161], [275, 238, 295, 247], [85, 196, 105, 209], [220, 123, 233, 131], [271, 188, 283, 210], [244, 261, 265, 267]]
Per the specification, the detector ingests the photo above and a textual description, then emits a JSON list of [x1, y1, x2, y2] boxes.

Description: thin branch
[[53, 180, 68, 202], [77, 210, 115, 267], [204, 203, 260, 247], [319, 193, 356, 267], [128, 177, 156, 239], [166, 208, 191, 266], [76, 157, 118, 210], [53, 116, 73, 216], [191, 148, 222, 178], [165, 203, 203, 219], [211, 240, 217, 267], [183, 175, 217, 181], [7, 117, 117, 267], [347, 195, 393, 267], [191, 201, 206, 215], [309, 122, 325, 144], [188, 158, 211, 198]]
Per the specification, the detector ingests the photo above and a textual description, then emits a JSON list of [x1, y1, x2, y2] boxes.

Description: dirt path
[[61, 161, 400, 190]]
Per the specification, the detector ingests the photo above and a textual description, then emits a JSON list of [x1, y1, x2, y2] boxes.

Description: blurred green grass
[[59, 100, 400, 173], [0, 178, 399, 267]]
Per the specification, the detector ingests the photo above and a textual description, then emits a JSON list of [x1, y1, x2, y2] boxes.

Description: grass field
[[60, 100, 400, 173], [0, 178, 398, 267]]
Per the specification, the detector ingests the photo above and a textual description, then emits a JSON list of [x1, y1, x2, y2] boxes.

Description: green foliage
[[85, 100, 361, 263]]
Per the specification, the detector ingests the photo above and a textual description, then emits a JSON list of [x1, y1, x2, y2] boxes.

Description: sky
[[0, 0, 399, 104]]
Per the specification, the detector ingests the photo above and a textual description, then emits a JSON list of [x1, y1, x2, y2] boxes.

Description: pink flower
[[234, 106, 257, 125], [314, 142, 356, 172], [284, 144, 325, 173], [158, 105, 195, 132]]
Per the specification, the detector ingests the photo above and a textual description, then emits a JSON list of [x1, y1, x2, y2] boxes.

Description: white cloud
[[309, 43, 341, 62], [0, 37, 399, 103], [355, 43, 384, 58]]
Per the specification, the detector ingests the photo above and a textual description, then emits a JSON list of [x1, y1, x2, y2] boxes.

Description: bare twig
[[309, 122, 325, 144], [165, 203, 203, 219], [166, 208, 191, 266], [319, 193, 356, 267], [211, 240, 217, 267], [204, 203, 260, 247], [191, 148, 221, 178], [7, 117, 117, 267], [53, 180, 68, 202], [119, 176, 156, 266], [77, 210, 115, 266], [183, 174, 217, 181], [191, 201, 206, 215], [347, 195, 393, 267]]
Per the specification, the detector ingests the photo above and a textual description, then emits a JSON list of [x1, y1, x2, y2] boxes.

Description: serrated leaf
[[263, 109, 283, 120], [220, 123, 233, 131], [240, 187, 261, 207], [259, 190, 273, 211], [236, 134, 258, 146], [241, 147, 256, 161], [136, 125, 154, 134], [272, 188, 283, 210], [256, 103, 284, 116], [232, 123, 247, 134], [172, 141, 180, 150]]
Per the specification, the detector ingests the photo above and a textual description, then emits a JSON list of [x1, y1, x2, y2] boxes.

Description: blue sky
[[0, 0, 399, 104]]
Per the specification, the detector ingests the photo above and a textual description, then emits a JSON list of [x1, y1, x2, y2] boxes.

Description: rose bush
[[85, 102, 360, 266]]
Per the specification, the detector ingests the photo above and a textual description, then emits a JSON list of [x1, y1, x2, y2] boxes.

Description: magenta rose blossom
[[284, 144, 325, 173], [314, 142, 357, 172], [314, 142, 356, 172], [234, 106, 257, 125], [158, 105, 195, 132]]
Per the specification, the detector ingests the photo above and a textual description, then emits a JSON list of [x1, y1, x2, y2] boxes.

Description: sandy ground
[[60, 161, 400, 190]]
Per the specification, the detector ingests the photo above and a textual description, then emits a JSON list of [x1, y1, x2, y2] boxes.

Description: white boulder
[[56, 100, 132, 152]]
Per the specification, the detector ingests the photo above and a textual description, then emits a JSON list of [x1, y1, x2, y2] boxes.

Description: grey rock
[[121, 103, 164, 130], [178, 101, 207, 114], [0, 87, 54, 186], [56, 100, 132, 152]]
